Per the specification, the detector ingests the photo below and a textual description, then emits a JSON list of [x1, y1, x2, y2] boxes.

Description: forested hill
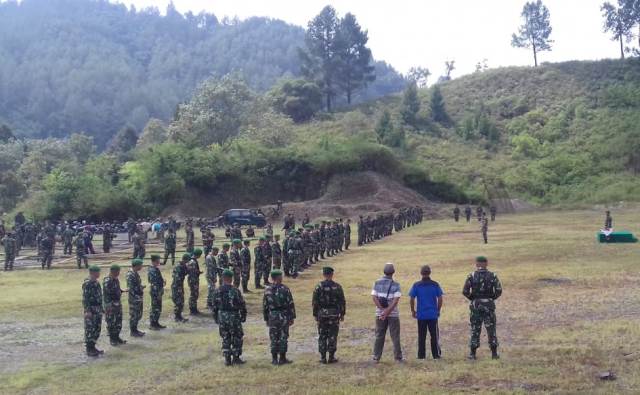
[[0, 0, 404, 146]]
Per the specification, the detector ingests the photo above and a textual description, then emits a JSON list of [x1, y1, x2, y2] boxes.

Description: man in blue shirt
[[409, 265, 443, 359]]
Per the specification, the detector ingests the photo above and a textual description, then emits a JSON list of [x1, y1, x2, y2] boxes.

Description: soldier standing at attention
[[463, 256, 502, 360], [103, 264, 127, 346], [62, 225, 74, 255], [40, 235, 53, 269], [212, 269, 247, 366], [185, 223, 195, 254], [163, 230, 176, 265], [240, 240, 252, 293], [229, 240, 242, 289], [206, 247, 220, 312], [481, 214, 489, 244], [2, 231, 16, 271], [312, 267, 346, 364], [148, 254, 166, 329], [83, 265, 104, 357], [272, 234, 282, 269], [172, 253, 191, 323], [262, 236, 273, 284], [344, 219, 352, 250], [254, 237, 266, 289], [127, 258, 145, 337], [75, 232, 88, 269], [263, 270, 296, 365], [476, 206, 483, 221], [453, 206, 461, 222], [464, 205, 472, 222], [490, 206, 497, 222], [187, 248, 203, 315], [102, 224, 114, 253], [217, 243, 230, 286], [202, 228, 214, 256], [604, 210, 613, 229]]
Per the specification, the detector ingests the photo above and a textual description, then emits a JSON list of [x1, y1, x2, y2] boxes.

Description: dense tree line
[[0, 0, 404, 147]]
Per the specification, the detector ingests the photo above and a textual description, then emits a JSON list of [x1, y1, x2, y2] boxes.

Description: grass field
[[1, 208, 639, 394]]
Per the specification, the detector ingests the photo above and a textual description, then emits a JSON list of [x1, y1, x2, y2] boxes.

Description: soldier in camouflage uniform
[[262, 236, 273, 284], [172, 253, 190, 322], [83, 265, 104, 357], [344, 219, 352, 250], [187, 249, 203, 315], [453, 206, 461, 222], [102, 224, 114, 253], [229, 240, 242, 288], [301, 226, 312, 268], [212, 269, 247, 366], [127, 258, 146, 337], [148, 254, 166, 329], [464, 205, 472, 222], [2, 232, 16, 271], [75, 232, 88, 269], [282, 233, 291, 276], [217, 243, 230, 286], [103, 264, 126, 346], [206, 247, 220, 312], [263, 270, 296, 365], [272, 234, 282, 269], [254, 237, 266, 289], [289, 231, 303, 278], [481, 214, 489, 244], [240, 240, 252, 293], [163, 230, 176, 265], [463, 256, 502, 360], [62, 225, 74, 255], [40, 235, 53, 270], [312, 267, 346, 364], [202, 228, 214, 256], [185, 224, 195, 254]]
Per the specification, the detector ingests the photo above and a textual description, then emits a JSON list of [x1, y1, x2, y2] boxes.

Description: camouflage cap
[[182, 253, 192, 261], [110, 264, 121, 272], [476, 256, 488, 263], [131, 258, 143, 267], [270, 269, 283, 278], [222, 269, 234, 278], [232, 239, 242, 245], [322, 266, 334, 275], [222, 243, 230, 248], [150, 254, 161, 261], [89, 265, 101, 273], [193, 248, 203, 256]]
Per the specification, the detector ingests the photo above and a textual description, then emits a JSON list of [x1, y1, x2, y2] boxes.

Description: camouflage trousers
[[469, 303, 498, 348], [163, 249, 175, 265], [41, 251, 52, 268], [233, 266, 241, 288], [129, 300, 143, 330], [133, 246, 145, 259], [105, 303, 123, 338], [254, 260, 265, 287], [207, 281, 216, 311], [150, 292, 162, 324], [76, 253, 88, 269], [318, 319, 340, 354], [344, 236, 351, 250], [272, 256, 281, 269], [4, 253, 14, 270], [103, 241, 111, 253], [241, 265, 250, 289], [289, 251, 301, 275], [262, 259, 271, 283], [84, 309, 102, 345], [188, 280, 199, 312], [482, 230, 488, 244], [172, 287, 184, 316], [269, 323, 290, 354], [303, 247, 312, 265], [218, 314, 244, 357], [186, 242, 194, 253], [63, 242, 72, 255]]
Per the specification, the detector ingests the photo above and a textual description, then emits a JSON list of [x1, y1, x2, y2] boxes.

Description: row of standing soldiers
[[453, 205, 497, 223], [357, 207, 424, 246]]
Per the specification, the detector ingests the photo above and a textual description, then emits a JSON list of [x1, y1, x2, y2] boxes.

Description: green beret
[[243, 239, 250, 245], [193, 248, 203, 256], [182, 253, 192, 261], [476, 256, 488, 263], [89, 265, 101, 273], [322, 266, 334, 275], [132, 258, 143, 267], [232, 239, 242, 244], [110, 264, 121, 272], [222, 243, 230, 248], [270, 269, 283, 278], [150, 254, 161, 261], [222, 269, 234, 278], [259, 236, 266, 241]]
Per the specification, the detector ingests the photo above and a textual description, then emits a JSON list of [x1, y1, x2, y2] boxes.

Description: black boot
[[110, 335, 119, 346], [328, 353, 338, 364], [117, 337, 127, 344], [224, 355, 232, 366], [279, 353, 292, 365], [86, 343, 99, 357], [131, 327, 145, 337], [242, 280, 251, 293], [491, 346, 500, 360], [155, 322, 166, 329], [319, 353, 327, 364], [232, 355, 245, 365], [468, 347, 477, 360], [271, 352, 279, 365]]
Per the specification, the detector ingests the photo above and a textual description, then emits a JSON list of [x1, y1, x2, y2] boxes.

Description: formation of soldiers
[[452, 205, 497, 244], [357, 207, 424, 246]]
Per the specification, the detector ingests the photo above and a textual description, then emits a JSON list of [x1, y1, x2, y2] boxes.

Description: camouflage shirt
[[263, 283, 296, 323], [271, 242, 282, 259], [102, 276, 122, 306], [212, 283, 247, 324], [187, 258, 202, 285], [127, 270, 144, 303], [312, 279, 346, 319], [82, 278, 103, 313], [165, 234, 176, 250], [172, 262, 188, 290], [230, 248, 241, 269], [205, 254, 218, 283], [240, 247, 251, 266], [463, 269, 502, 301], [218, 251, 230, 269], [148, 266, 165, 296]]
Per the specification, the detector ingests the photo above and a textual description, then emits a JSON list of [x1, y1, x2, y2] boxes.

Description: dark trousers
[[417, 319, 440, 359]]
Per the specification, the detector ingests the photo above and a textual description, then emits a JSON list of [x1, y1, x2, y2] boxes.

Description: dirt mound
[[262, 171, 445, 221]]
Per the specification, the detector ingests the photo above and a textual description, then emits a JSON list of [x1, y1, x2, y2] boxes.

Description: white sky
[[119, 0, 626, 78]]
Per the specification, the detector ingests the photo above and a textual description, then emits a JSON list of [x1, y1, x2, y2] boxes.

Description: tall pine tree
[[601, 0, 635, 59], [335, 13, 375, 104], [511, 0, 553, 67]]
